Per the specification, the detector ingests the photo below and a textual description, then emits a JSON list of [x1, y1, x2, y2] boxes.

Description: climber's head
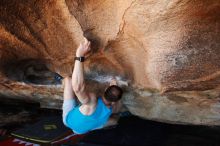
[[103, 85, 123, 107]]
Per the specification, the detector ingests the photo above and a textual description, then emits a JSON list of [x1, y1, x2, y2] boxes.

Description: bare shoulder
[[82, 92, 97, 106], [87, 92, 96, 101], [79, 92, 98, 115]]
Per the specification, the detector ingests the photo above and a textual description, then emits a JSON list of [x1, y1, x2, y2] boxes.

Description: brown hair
[[104, 85, 123, 102]]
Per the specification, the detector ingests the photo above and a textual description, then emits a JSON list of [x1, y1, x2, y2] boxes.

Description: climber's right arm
[[72, 38, 91, 104]]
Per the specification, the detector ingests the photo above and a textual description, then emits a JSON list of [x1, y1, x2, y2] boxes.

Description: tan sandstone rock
[[0, 0, 220, 125]]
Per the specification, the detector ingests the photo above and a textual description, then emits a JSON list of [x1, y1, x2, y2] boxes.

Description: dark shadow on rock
[[83, 29, 101, 53], [1, 59, 61, 85]]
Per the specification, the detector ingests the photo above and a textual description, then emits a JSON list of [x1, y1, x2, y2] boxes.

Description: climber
[[62, 37, 123, 134]]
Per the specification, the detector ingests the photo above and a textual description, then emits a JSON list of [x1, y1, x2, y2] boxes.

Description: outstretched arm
[[62, 77, 76, 126], [63, 77, 75, 100], [72, 38, 91, 104]]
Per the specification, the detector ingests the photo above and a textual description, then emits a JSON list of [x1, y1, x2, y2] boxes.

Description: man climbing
[[62, 37, 123, 134]]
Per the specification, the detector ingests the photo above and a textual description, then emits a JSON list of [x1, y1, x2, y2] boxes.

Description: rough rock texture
[[0, 0, 220, 125]]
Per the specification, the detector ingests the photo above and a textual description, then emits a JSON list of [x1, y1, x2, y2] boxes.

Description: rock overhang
[[0, 0, 220, 125]]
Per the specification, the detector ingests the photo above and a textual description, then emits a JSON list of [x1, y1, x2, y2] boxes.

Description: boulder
[[0, 0, 220, 125]]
